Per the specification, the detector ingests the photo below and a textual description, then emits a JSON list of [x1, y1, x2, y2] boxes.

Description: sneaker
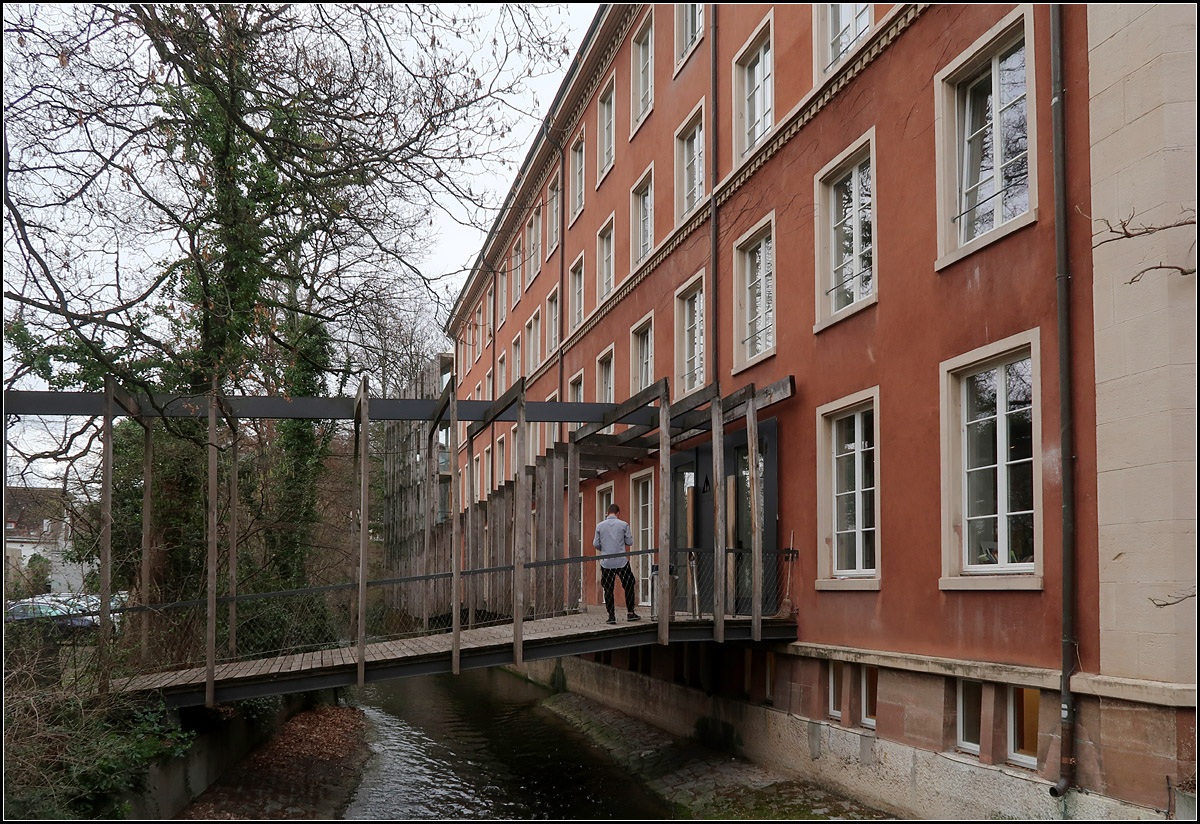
[[627, 613, 641, 621], [606, 615, 617, 625]]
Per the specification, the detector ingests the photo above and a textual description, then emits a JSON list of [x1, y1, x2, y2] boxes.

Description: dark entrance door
[[669, 419, 778, 616]]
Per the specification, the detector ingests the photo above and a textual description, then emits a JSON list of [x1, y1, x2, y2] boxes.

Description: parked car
[[5, 599, 96, 634]]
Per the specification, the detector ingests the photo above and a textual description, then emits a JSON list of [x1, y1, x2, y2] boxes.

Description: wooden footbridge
[[7, 371, 797, 709]]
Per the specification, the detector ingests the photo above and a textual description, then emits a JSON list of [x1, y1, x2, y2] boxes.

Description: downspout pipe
[[1048, 3, 1078, 799], [709, 4, 719, 389]]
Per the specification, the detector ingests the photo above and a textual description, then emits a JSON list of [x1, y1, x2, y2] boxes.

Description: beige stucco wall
[[1088, 4, 1197, 684]]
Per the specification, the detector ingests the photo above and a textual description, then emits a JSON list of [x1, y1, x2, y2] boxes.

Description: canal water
[[342, 668, 672, 819]]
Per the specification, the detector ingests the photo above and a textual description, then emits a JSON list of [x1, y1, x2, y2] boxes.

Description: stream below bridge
[[341, 667, 671, 819]]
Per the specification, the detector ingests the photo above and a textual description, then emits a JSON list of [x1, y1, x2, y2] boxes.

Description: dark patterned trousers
[[601, 563, 638, 616]]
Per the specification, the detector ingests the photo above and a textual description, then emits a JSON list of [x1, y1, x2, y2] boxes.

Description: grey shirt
[[593, 514, 633, 569]]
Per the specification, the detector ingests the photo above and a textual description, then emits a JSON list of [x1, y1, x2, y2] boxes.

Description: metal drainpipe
[[709, 4, 719, 389], [1048, 3, 1078, 799], [541, 118, 568, 438]]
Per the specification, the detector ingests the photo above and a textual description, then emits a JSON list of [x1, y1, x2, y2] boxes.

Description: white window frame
[[596, 343, 615, 434], [630, 468, 655, 606], [732, 13, 774, 159], [485, 285, 494, 341], [674, 100, 706, 221], [939, 329, 1043, 591], [544, 390, 559, 450], [815, 3, 873, 79], [484, 446, 493, 493], [474, 305, 483, 362], [512, 333, 522, 380], [524, 310, 541, 375], [732, 211, 776, 371], [511, 424, 520, 476], [828, 660, 844, 720], [815, 386, 880, 590], [957, 679, 983, 755], [814, 129, 877, 332], [497, 353, 507, 395], [485, 368, 493, 401], [569, 251, 586, 331], [512, 239, 523, 303], [497, 266, 508, 326], [526, 207, 541, 287], [597, 215, 616, 302], [496, 437, 506, 485], [1007, 686, 1039, 768], [861, 665, 878, 729], [547, 174, 561, 255], [674, 3, 704, 72], [570, 130, 586, 223], [934, 6, 1037, 270], [597, 75, 616, 184], [546, 287, 560, 353], [630, 10, 655, 136], [568, 368, 585, 434], [674, 270, 705, 397], [629, 310, 655, 396], [631, 164, 654, 268]]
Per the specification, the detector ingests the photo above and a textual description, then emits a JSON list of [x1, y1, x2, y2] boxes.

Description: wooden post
[[356, 379, 369, 686], [513, 390, 527, 665], [205, 378, 217, 707], [747, 392, 762, 642], [139, 420, 153, 666], [711, 389, 726, 643], [228, 424, 238, 658], [535, 456, 548, 615], [423, 420, 434, 632], [567, 437, 581, 610], [657, 384, 671, 646], [99, 378, 114, 693], [550, 448, 565, 613], [466, 435, 475, 629], [450, 388, 461, 674]]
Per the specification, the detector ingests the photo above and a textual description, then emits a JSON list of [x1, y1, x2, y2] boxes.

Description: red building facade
[[446, 5, 1196, 816]]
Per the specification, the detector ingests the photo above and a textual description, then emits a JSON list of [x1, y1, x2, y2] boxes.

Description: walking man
[[593, 503, 641, 624]]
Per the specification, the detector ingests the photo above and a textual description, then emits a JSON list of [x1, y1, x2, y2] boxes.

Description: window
[[513, 239, 524, 299], [497, 353, 506, 394], [816, 387, 880, 589], [833, 407, 876, 575], [631, 13, 654, 127], [957, 38, 1028, 246], [525, 312, 540, 374], [597, 347, 614, 434], [548, 177, 561, 251], [598, 80, 615, 179], [828, 4, 871, 68], [958, 680, 983, 754], [570, 255, 585, 330], [498, 266, 508, 325], [676, 3, 703, 64], [547, 291, 559, 352], [829, 661, 844, 719], [676, 106, 705, 218], [527, 209, 541, 285], [571, 133, 585, 217], [631, 316, 654, 394], [1008, 687, 1039, 768], [473, 454, 482, 502], [497, 436, 506, 484], [568, 372, 584, 433], [934, 10, 1036, 267], [632, 169, 653, 265], [484, 447, 493, 493], [485, 286, 494, 340], [734, 215, 775, 367], [474, 305, 483, 361], [485, 369, 493, 401], [815, 131, 876, 329], [736, 20, 773, 156], [962, 354, 1034, 571], [632, 472, 654, 605], [676, 275, 705, 395], [941, 331, 1041, 590], [513, 336, 522, 379], [597, 219, 614, 300], [861, 666, 878, 728]]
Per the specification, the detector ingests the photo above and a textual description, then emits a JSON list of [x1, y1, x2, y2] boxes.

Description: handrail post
[[229, 422, 238, 658], [450, 385, 461, 674], [748, 392, 762, 642], [205, 376, 217, 707], [567, 436, 581, 610], [657, 383, 671, 646], [423, 419, 434, 632], [466, 435, 476, 630], [711, 387, 725, 643], [513, 387, 527, 665], [100, 377, 114, 693], [356, 378, 369, 686]]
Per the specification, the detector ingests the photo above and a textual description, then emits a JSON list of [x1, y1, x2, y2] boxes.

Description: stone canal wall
[[515, 656, 1168, 820]]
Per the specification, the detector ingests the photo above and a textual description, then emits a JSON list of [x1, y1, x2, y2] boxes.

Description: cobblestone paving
[[542, 693, 891, 820]]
